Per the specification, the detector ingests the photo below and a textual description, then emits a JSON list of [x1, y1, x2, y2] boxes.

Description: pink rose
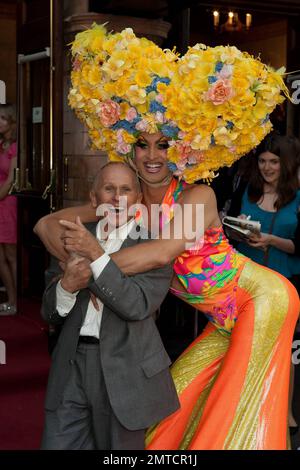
[[116, 142, 131, 154], [72, 57, 81, 71], [126, 107, 137, 122], [217, 64, 233, 79], [176, 141, 191, 159], [205, 79, 233, 105], [116, 130, 131, 155], [155, 112, 165, 124], [99, 100, 120, 127], [155, 94, 163, 103], [188, 151, 204, 164], [135, 119, 148, 132]]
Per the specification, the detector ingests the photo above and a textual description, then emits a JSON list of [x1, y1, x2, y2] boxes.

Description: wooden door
[[14, 0, 63, 299]]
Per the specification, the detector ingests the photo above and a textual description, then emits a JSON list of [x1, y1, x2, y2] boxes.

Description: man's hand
[[60, 256, 92, 293], [59, 257, 100, 310], [59, 216, 104, 261]]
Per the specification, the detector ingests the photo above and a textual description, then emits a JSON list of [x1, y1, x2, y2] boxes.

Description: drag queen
[[35, 25, 299, 449]]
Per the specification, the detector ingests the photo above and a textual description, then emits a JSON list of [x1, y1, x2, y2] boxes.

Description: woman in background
[[0, 104, 17, 315], [231, 134, 300, 278]]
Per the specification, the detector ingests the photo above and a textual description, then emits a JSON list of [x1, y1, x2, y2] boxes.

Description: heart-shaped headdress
[[69, 23, 288, 183]]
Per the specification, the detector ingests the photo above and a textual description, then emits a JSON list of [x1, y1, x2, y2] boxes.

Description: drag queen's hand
[[59, 216, 104, 261]]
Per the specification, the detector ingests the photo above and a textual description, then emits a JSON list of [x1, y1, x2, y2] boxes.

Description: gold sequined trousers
[[146, 260, 299, 450]]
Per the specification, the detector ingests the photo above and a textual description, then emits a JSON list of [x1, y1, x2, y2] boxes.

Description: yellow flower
[[102, 57, 126, 80], [69, 24, 288, 184], [252, 98, 268, 120], [71, 23, 106, 56], [190, 134, 211, 151], [231, 75, 250, 91], [71, 70, 81, 87], [79, 85, 93, 99], [126, 85, 147, 105], [88, 65, 102, 86], [136, 102, 148, 114], [122, 131, 136, 144], [219, 46, 242, 64], [108, 151, 124, 162], [135, 69, 152, 88]]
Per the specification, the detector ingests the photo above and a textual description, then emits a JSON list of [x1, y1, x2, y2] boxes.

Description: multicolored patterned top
[[164, 178, 248, 336]]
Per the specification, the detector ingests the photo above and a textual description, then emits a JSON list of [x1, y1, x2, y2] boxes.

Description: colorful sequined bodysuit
[[146, 178, 299, 450], [162, 178, 247, 336]]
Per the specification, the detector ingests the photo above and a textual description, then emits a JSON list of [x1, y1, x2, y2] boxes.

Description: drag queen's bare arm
[[34, 202, 97, 261], [35, 184, 219, 274], [111, 185, 220, 274]]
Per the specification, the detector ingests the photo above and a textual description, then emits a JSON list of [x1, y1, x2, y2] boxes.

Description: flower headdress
[[69, 23, 289, 183]]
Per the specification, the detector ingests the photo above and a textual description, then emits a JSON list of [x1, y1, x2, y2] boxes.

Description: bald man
[[40, 163, 179, 450]]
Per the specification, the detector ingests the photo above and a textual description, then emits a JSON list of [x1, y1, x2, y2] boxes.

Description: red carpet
[[0, 299, 50, 449]]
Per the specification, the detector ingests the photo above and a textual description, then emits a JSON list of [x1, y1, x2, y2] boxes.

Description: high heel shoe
[[289, 425, 299, 436], [0, 303, 17, 315]]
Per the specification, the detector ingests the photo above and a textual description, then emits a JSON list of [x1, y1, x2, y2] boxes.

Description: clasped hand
[[59, 255, 100, 311]]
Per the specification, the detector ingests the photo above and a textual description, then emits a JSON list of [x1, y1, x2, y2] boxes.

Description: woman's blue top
[[237, 188, 300, 278]]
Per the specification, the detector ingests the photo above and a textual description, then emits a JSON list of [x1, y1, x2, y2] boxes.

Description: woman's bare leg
[[0, 243, 16, 306]]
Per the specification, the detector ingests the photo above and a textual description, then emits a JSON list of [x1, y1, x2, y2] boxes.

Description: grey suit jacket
[[42, 222, 180, 431]]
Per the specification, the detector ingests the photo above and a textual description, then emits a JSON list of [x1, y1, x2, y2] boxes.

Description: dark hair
[[248, 133, 300, 210]]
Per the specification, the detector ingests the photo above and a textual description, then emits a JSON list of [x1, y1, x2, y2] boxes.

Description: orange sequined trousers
[[146, 260, 299, 450]]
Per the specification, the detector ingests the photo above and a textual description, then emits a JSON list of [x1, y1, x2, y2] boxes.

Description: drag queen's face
[[134, 132, 171, 185]]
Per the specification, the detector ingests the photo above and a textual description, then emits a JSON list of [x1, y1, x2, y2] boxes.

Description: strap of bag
[[262, 211, 277, 266]]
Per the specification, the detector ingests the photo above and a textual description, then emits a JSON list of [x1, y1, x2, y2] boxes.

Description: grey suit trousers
[[41, 343, 145, 450]]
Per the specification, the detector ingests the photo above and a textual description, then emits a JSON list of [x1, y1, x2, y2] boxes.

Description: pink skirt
[[0, 195, 17, 244]]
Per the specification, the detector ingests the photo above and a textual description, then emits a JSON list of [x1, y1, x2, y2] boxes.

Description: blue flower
[[226, 121, 234, 130], [154, 76, 171, 86], [146, 84, 156, 94], [210, 135, 216, 146], [146, 75, 171, 93], [261, 113, 270, 124], [111, 96, 124, 103], [149, 100, 166, 114], [112, 120, 136, 134], [168, 162, 178, 172], [161, 124, 180, 138], [208, 76, 218, 84], [215, 61, 224, 73]]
